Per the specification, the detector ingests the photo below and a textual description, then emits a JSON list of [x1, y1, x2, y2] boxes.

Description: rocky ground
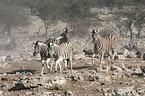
[[0, 34, 145, 96], [0, 15, 145, 95], [0, 55, 145, 96]]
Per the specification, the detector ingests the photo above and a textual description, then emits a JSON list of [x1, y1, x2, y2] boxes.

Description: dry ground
[[0, 56, 145, 95]]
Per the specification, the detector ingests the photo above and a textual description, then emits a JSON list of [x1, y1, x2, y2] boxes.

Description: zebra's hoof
[[63, 70, 69, 74], [40, 74, 44, 76]]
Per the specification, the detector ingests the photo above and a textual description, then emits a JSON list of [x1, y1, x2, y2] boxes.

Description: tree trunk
[[36, 25, 43, 36], [44, 20, 48, 36], [136, 30, 141, 38], [6, 26, 12, 37], [128, 20, 136, 48], [136, 24, 142, 38]]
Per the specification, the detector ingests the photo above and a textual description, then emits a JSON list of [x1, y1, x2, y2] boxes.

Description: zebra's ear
[[69, 28, 73, 32], [91, 29, 96, 33], [32, 41, 37, 45], [94, 29, 101, 38]]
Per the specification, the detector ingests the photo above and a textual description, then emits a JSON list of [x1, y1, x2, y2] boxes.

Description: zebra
[[47, 42, 73, 72], [56, 27, 72, 45], [33, 41, 52, 75], [91, 29, 117, 68], [45, 28, 71, 45], [45, 37, 58, 45]]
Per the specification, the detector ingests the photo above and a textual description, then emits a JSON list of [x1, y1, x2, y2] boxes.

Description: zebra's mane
[[35, 41, 47, 47]]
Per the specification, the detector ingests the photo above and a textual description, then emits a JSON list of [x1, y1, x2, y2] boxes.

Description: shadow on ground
[[6, 69, 36, 74]]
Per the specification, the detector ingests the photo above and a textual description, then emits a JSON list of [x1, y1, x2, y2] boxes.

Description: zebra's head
[[64, 27, 73, 33], [33, 41, 40, 57], [91, 29, 100, 43], [33, 41, 47, 57]]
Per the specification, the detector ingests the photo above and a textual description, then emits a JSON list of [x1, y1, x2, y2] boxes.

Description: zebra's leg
[[112, 48, 117, 61], [109, 51, 113, 82], [70, 57, 73, 72], [100, 52, 105, 68], [92, 54, 95, 66], [50, 59, 54, 72], [55, 59, 62, 72], [107, 51, 112, 64], [46, 58, 51, 72], [41, 60, 45, 76], [64, 60, 68, 71]]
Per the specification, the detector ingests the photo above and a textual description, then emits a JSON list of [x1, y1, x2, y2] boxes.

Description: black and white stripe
[[33, 41, 52, 75], [48, 43, 73, 72], [45, 27, 71, 45], [91, 29, 117, 67]]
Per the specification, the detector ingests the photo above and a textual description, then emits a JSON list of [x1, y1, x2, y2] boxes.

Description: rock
[[70, 75, 79, 82], [133, 68, 142, 73], [117, 54, 126, 60], [114, 86, 136, 95], [88, 75, 96, 81], [96, 73, 112, 83], [136, 86, 145, 95], [64, 90, 73, 96], [111, 65, 123, 72], [10, 75, 66, 90], [140, 66, 145, 73], [0, 90, 3, 95], [6, 55, 14, 61], [78, 75, 85, 81], [114, 55, 119, 60], [119, 63, 129, 72], [0, 56, 6, 62], [124, 49, 136, 58], [136, 51, 142, 58], [40, 75, 66, 88]]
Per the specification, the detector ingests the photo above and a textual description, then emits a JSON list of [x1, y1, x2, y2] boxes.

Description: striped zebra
[[91, 29, 117, 68], [47, 42, 73, 72], [57, 28, 71, 45], [33, 41, 52, 75], [45, 28, 71, 45], [45, 37, 56, 45]]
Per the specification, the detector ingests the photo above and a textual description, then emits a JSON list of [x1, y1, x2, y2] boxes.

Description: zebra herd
[[33, 28, 117, 75]]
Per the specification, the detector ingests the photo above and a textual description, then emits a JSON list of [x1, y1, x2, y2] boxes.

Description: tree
[[24, 0, 65, 36], [0, 0, 30, 37], [115, 7, 145, 47], [23, 0, 98, 36]]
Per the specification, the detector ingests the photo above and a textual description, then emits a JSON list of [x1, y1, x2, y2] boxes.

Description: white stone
[[0, 56, 6, 62]]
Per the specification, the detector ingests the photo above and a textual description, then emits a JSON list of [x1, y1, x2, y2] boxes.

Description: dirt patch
[[0, 57, 145, 95]]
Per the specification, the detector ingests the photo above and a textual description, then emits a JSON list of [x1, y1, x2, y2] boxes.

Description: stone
[[114, 86, 135, 95], [0, 90, 3, 95], [11, 75, 67, 90], [0, 56, 6, 62], [124, 49, 136, 58], [111, 65, 123, 72], [117, 55, 126, 60], [64, 90, 73, 96], [96, 73, 112, 83]]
